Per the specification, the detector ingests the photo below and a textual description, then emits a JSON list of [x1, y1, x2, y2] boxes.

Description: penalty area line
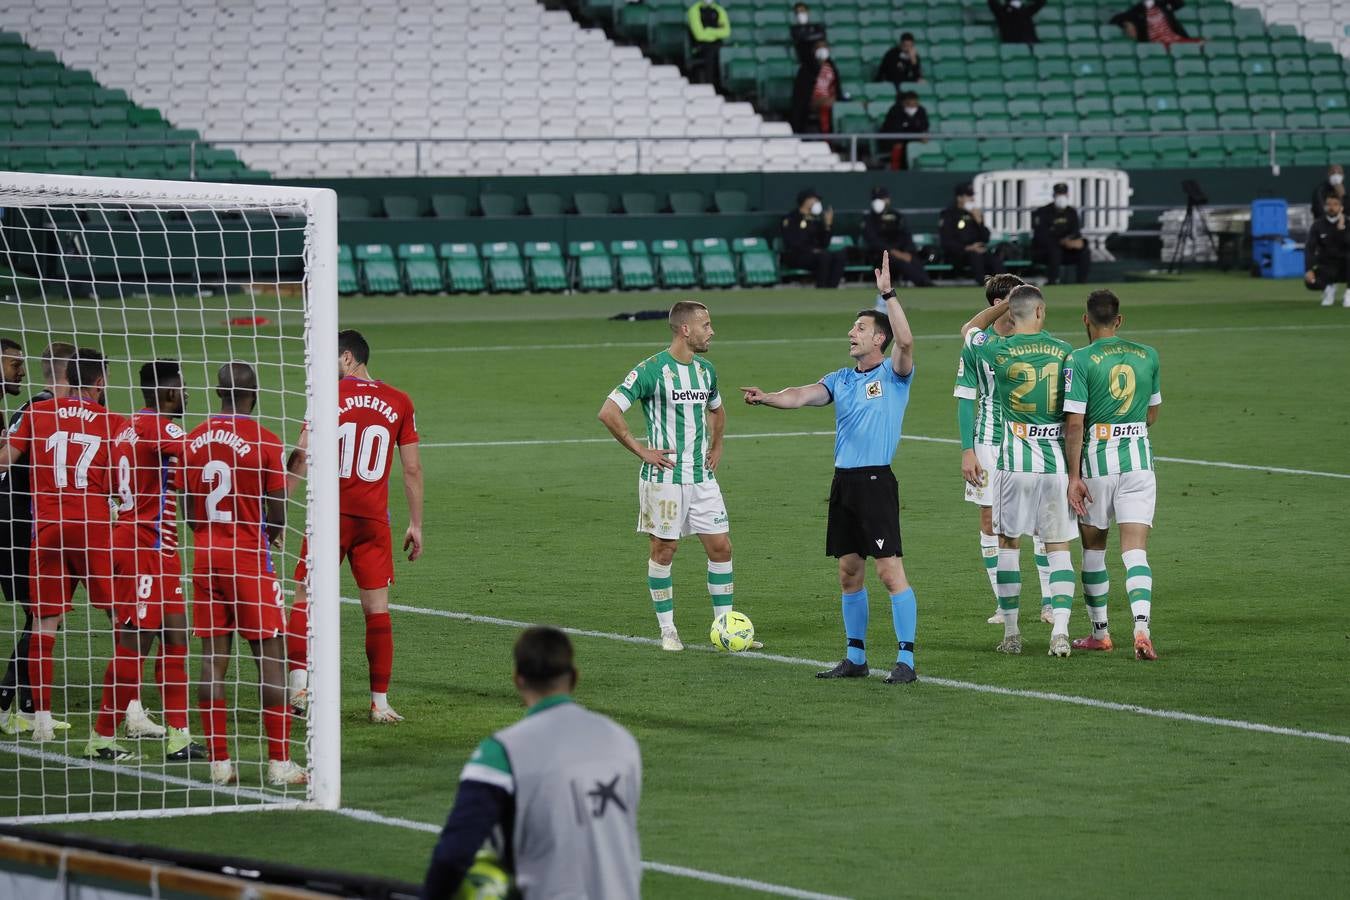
[[344, 599, 1350, 749]]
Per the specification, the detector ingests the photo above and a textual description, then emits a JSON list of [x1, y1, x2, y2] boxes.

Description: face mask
[[903, 106, 918, 116], [795, 12, 808, 24], [815, 47, 829, 61], [963, 199, 976, 212], [1331, 173, 1345, 186], [1143, 0, 1154, 7], [1054, 195, 1069, 209], [809, 201, 824, 216], [1009, 0, 1022, 8], [1330, 212, 1342, 221], [871, 199, 886, 214]]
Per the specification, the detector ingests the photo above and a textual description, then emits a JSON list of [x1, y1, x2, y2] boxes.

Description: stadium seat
[[354, 244, 400, 295], [481, 241, 528, 292], [568, 241, 615, 291], [383, 196, 422, 218], [574, 192, 613, 215], [733, 237, 777, 286], [668, 191, 706, 215], [523, 242, 568, 292], [431, 194, 471, 218], [621, 192, 660, 215], [440, 243, 486, 293], [610, 240, 656, 289], [397, 243, 445, 293], [651, 239, 697, 288], [713, 190, 750, 213], [479, 193, 520, 218], [526, 193, 566, 216], [690, 237, 737, 288], [337, 245, 360, 295]]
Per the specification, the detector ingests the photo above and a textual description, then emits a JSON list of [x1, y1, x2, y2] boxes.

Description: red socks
[[262, 705, 291, 761], [364, 611, 392, 694], [286, 598, 309, 673], [29, 633, 55, 713], [159, 643, 189, 731], [200, 698, 228, 761], [95, 644, 142, 738]]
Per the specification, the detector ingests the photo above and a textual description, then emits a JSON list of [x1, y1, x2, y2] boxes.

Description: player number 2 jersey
[[991, 331, 1074, 474], [608, 351, 721, 485], [183, 414, 285, 553], [953, 326, 1002, 446], [1063, 337, 1162, 477], [336, 377, 418, 521]]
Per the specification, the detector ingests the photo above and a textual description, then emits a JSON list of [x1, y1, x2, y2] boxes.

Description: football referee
[[740, 253, 919, 684]]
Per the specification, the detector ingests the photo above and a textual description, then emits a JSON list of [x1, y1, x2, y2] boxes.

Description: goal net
[[0, 171, 339, 823]]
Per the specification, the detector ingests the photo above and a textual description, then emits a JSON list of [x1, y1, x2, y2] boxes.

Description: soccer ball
[[453, 852, 513, 900], [710, 611, 755, 652]]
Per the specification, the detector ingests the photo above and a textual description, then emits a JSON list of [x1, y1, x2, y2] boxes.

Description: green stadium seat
[[383, 195, 421, 218], [651, 239, 697, 288], [1250, 111, 1283, 130], [1207, 58, 1241, 78], [1138, 57, 1173, 78], [354, 244, 400, 294], [621, 192, 660, 214], [1213, 93, 1247, 114], [397, 243, 445, 293], [1284, 93, 1316, 113], [525, 192, 565, 216], [337, 245, 359, 294], [1104, 59, 1138, 79], [45, 147, 84, 174], [668, 191, 706, 215], [1145, 94, 1181, 113], [732, 237, 777, 286], [12, 107, 50, 128], [338, 195, 373, 218], [1316, 93, 1347, 112], [1183, 113, 1218, 131], [1218, 112, 1253, 130], [1321, 111, 1350, 129], [59, 68, 95, 87], [1002, 58, 1037, 80], [713, 190, 750, 213], [610, 240, 656, 290], [725, 56, 758, 94], [1308, 56, 1348, 77], [84, 147, 125, 172], [479, 193, 520, 217], [523, 242, 568, 292], [1285, 112, 1320, 130], [1250, 93, 1282, 113], [1112, 95, 1146, 115], [1075, 97, 1110, 118], [1279, 75, 1313, 95], [1244, 74, 1278, 94], [567, 241, 615, 291], [125, 146, 167, 171], [1148, 113, 1184, 131], [430, 194, 470, 218], [1173, 57, 1207, 78], [1007, 98, 1041, 119], [1179, 95, 1214, 114], [690, 237, 737, 288], [616, 1, 651, 40], [574, 192, 613, 215], [481, 242, 527, 292], [440, 243, 486, 293], [1275, 57, 1309, 77], [1242, 56, 1276, 77]]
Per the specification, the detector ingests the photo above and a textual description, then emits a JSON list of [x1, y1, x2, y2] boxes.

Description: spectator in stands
[[862, 187, 932, 287], [1311, 164, 1345, 218], [879, 91, 929, 170], [988, 0, 1044, 44], [687, 0, 731, 87], [791, 41, 844, 134], [790, 3, 827, 66], [1032, 183, 1091, 285], [1110, 1, 1196, 46], [939, 183, 1006, 282], [876, 32, 923, 86], [1305, 193, 1349, 308], [782, 188, 846, 288]]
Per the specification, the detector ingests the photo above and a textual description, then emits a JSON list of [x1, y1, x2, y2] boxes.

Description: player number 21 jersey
[[336, 377, 419, 521], [1063, 337, 1162, 477], [608, 350, 721, 485], [991, 331, 1074, 474]]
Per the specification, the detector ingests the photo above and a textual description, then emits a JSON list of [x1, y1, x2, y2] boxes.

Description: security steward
[[862, 187, 931, 287], [781, 188, 846, 288], [938, 183, 1005, 282], [1031, 182, 1091, 285]]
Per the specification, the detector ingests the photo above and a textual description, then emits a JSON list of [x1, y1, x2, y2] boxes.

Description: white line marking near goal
[[419, 431, 1350, 480], [381, 323, 1350, 355], [334, 806, 851, 900], [345, 600, 1350, 748]]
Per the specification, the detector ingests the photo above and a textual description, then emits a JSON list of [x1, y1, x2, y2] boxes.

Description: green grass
[[4, 273, 1349, 897]]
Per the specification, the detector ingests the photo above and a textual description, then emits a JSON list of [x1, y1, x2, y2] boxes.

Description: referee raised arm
[[740, 253, 919, 684]]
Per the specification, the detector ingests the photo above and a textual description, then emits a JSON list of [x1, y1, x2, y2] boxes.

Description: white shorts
[[963, 443, 999, 506], [1080, 470, 1156, 529], [637, 479, 729, 540], [993, 471, 1076, 543]]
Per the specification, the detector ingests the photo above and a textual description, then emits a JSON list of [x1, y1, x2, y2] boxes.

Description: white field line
[[419, 431, 1350, 480], [0, 733, 849, 898], [347, 599, 1350, 749], [335, 806, 850, 900], [380, 323, 1350, 355]]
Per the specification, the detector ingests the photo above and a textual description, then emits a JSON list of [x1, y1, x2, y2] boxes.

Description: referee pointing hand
[[740, 253, 919, 684]]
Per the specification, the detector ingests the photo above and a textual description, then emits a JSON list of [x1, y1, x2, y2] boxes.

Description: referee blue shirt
[[819, 361, 914, 469]]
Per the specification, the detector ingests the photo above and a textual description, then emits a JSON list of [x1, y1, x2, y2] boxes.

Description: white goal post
[[0, 171, 340, 821]]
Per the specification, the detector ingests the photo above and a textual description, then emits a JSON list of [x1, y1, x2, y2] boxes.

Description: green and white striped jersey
[[1063, 336, 1162, 476], [608, 350, 722, 484], [990, 331, 1074, 474], [953, 326, 1003, 446]]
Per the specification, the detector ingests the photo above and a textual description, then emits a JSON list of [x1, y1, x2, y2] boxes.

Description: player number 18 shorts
[[636, 479, 729, 540]]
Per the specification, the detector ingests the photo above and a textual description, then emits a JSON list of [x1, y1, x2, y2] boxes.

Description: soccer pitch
[[15, 273, 1350, 897]]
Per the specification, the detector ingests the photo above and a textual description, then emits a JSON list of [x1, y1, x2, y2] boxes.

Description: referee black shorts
[[826, 466, 902, 559]]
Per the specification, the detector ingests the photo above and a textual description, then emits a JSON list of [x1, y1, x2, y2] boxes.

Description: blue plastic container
[[1251, 199, 1289, 238], [1256, 239, 1304, 278]]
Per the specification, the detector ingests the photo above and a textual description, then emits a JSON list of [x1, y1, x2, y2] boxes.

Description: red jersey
[[113, 410, 188, 552], [183, 414, 286, 553], [6, 397, 124, 524], [335, 377, 418, 521]]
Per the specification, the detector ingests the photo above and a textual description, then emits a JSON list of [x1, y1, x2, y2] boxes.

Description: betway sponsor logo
[[669, 389, 711, 403]]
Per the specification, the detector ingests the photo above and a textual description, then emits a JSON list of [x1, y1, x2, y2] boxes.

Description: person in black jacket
[[875, 32, 923, 86], [862, 187, 931, 287], [988, 0, 1044, 44], [1110, 1, 1191, 44], [1031, 183, 1091, 285], [879, 91, 929, 169], [790, 41, 844, 134], [781, 188, 846, 288], [1305, 193, 1349, 308], [1310, 163, 1344, 219], [938, 183, 1005, 282], [790, 3, 827, 66]]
